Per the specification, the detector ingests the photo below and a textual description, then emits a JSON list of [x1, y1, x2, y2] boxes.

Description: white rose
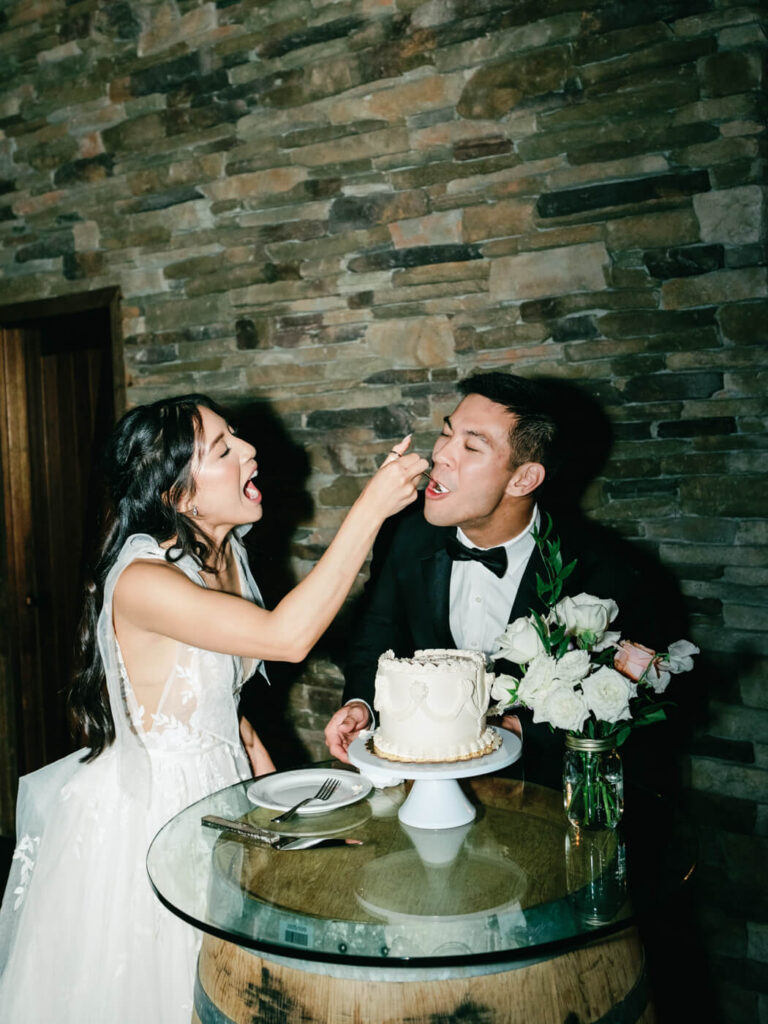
[[534, 685, 589, 733], [553, 648, 592, 683], [492, 616, 544, 665], [581, 667, 634, 724], [488, 674, 518, 714], [517, 653, 559, 709], [645, 662, 671, 694], [591, 630, 622, 652], [665, 640, 700, 674], [554, 593, 619, 645]]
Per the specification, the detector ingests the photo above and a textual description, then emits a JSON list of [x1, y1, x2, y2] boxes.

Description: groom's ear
[[505, 462, 545, 497]]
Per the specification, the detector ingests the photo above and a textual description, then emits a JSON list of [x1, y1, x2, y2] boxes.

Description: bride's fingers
[[390, 452, 430, 486], [381, 433, 412, 465], [404, 454, 430, 480]]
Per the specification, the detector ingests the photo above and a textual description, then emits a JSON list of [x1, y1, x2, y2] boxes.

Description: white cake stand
[[348, 729, 521, 830]]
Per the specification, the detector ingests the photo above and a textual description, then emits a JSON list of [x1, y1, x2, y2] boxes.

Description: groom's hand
[[324, 701, 371, 762], [488, 712, 522, 740], [500, 713, 522, 738]]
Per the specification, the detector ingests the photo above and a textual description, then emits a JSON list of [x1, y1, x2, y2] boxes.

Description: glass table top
[[147, 766, 695, 969]]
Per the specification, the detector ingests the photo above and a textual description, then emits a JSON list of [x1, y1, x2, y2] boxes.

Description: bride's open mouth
[[243, 472, 261, 503]]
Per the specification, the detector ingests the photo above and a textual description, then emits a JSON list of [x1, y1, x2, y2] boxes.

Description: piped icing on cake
[[372, 648, 501, 763]]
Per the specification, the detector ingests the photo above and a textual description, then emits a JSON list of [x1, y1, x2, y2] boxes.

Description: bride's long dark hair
[[69, 393, 228, 759]]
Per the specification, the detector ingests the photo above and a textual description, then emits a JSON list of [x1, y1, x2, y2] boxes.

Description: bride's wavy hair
[[69, 393, 228, 759]]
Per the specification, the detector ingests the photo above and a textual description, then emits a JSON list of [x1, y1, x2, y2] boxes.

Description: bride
[[0, 393, 427, 1022]]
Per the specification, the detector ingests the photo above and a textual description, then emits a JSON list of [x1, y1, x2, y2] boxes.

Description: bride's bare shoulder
[[114, 558, 192, 603]]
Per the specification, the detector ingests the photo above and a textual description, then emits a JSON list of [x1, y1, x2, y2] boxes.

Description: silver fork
[[271, 777, 340, 824]]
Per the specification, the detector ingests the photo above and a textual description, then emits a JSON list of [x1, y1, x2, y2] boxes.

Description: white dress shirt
[[449, 506, 539, 656]]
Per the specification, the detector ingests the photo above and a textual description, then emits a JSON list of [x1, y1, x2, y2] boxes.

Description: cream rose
[[645, 662, 671, 694], [492, 616, 544, 665], [488, 673, 519, 715], [554, 648, 592, 683], [581, 666, 634, 723], [517, 653, 560, 709], [554, 593, 619, 646], [665, 640, 700, 674], [534, 685, 589, 733]]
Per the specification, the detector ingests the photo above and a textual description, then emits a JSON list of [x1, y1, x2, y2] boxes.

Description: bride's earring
[[191, 506, 199, 517]]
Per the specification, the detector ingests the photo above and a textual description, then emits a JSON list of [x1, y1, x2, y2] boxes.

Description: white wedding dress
[[0, 532, 264, 1022]]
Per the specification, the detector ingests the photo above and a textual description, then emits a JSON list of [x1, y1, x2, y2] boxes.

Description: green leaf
[[549, 622, 566, 645], [531, 515, 579, 612], [531, 611, 550, 650], [593, 648, 616, 666], [560, 558, 577, 581], [577, 630, 597, 649], [633, 709, 668, 728], [615, 726, 632, 746], [642, 707, 668, 723]]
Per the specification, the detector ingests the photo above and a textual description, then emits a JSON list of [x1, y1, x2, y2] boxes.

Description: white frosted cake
[[372, 648, 501, 763]]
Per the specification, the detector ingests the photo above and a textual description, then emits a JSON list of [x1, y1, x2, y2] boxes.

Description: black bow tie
[[445, 536, 508, 578]]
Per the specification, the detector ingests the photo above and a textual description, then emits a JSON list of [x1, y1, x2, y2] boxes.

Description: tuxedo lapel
[[421, 546, 455, 647], [509, 544, 546, 623]]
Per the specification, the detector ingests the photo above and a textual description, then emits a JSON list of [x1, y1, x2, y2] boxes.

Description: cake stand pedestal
[[348, 730, 521, 831]]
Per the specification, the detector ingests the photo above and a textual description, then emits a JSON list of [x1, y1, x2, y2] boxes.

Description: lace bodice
[[99, 532, 265, 795]]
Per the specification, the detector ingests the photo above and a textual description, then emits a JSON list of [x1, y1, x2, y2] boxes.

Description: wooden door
[[0, 300, 119, 831]]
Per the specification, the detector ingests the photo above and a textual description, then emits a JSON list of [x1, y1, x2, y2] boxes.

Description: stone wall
[[0, 1, 766, 1019]]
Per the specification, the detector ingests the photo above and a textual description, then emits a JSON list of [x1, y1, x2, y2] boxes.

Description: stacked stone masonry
[[0, 1, 766, 1020]]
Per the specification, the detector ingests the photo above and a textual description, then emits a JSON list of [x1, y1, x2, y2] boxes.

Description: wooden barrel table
[[148, 774, 688, 1024], [192, 927, 651, 1024]]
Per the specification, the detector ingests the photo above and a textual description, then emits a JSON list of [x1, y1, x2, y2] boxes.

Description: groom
[[324, 372, 681, 787]]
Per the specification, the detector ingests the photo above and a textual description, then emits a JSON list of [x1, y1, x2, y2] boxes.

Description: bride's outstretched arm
[[113, 439, 428, 664]]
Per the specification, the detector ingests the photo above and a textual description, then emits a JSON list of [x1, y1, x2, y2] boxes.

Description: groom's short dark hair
[[457, 372, 558, 471]]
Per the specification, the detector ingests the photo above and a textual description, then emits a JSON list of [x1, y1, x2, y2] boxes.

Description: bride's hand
[[357, 435, 430, 521]]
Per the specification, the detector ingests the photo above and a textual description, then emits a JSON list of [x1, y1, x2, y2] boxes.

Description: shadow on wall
[[230, 399, 314, 770], [536, 377, 690, 630], [535, 375, 706, 766], [536, 374, 615, 514]]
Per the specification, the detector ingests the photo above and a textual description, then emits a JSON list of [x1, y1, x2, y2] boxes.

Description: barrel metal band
[[592, 961, 649, 1024], [194, 971, 239, 1024]]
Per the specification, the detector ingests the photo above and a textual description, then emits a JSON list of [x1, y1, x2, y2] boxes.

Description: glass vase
[[565, 827, 628, 926], [563, 734, 623, 830]]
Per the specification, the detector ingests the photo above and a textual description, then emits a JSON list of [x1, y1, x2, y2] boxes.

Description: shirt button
[[475, 596, 482, 603]]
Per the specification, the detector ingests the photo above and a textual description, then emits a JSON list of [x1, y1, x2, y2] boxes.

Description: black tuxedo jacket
[[343, 500, 685, 789]]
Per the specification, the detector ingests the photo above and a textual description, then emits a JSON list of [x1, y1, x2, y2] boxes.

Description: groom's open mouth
[[243, 472, 261, 503], [425, 477, 452, 499]]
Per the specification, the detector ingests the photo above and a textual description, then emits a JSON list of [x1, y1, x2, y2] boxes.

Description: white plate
[[246, 768, 372, 816]]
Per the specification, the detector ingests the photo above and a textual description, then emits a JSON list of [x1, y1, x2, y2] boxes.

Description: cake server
[[201, 814, 363, 851]]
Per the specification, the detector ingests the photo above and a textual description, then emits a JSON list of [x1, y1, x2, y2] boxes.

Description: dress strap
[[230, 532, 268, 686]]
